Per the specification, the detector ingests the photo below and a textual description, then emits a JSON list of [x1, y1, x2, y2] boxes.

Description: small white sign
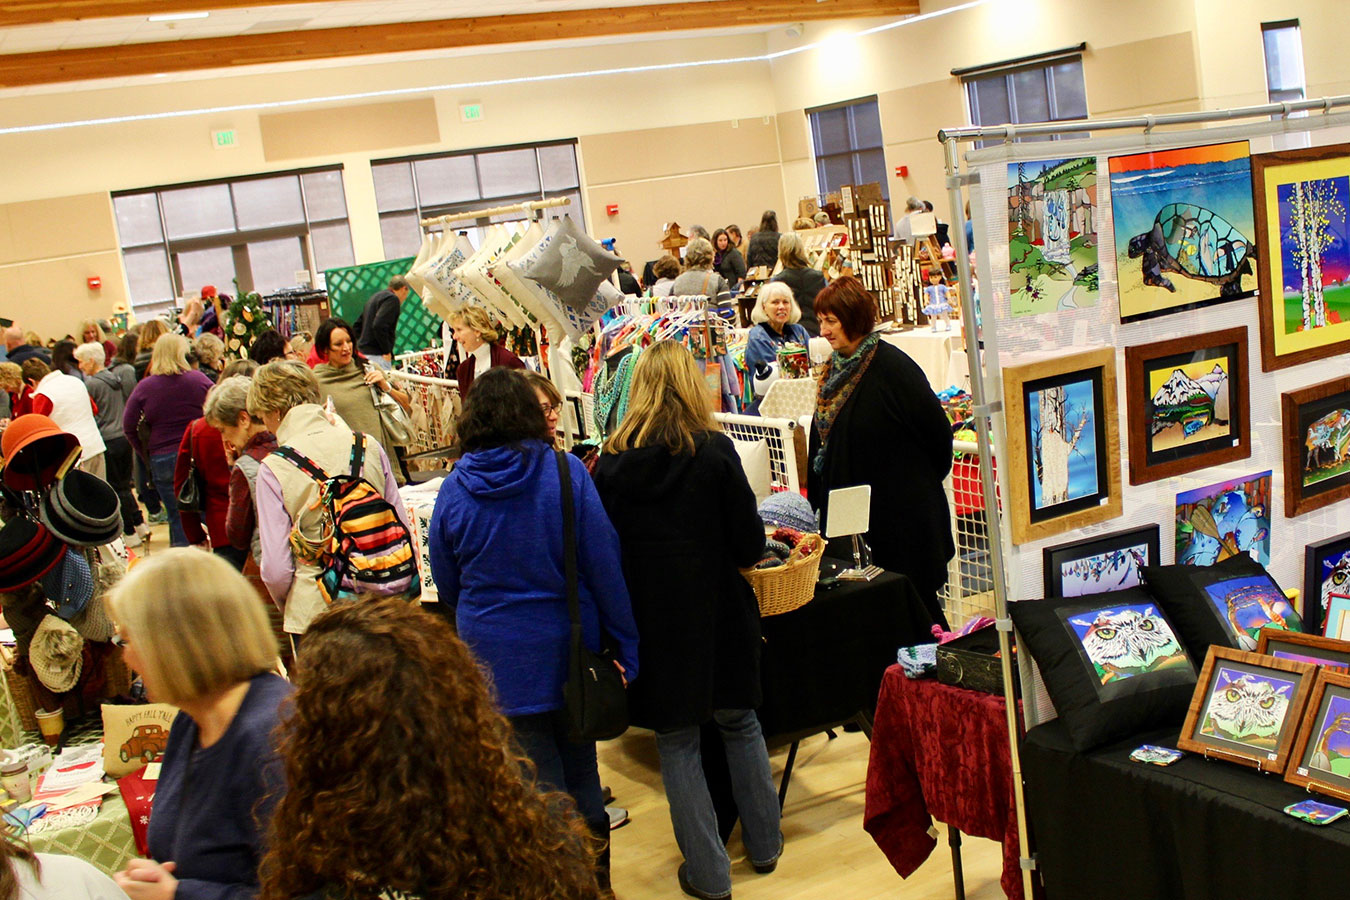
[[826, 485, 871, 538]]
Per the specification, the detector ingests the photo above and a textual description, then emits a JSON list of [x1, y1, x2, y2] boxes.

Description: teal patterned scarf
[[812, 332, 881, 474]]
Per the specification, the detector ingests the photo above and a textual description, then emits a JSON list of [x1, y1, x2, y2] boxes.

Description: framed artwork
[[1108, 141, 1257, 323], [1306, 531, 1350, 637], [1003, 348, 1122, 544], [1257, 628, 1350, 671], [1281, 375, 1350, 519], [1175, 470, 1272, 567], [1250, 144, 1350, 371], [1006, 157, 1100, 317], [1042, 524, 1160, 598], [1201, 573, 1302, 651], [1124, 327, 1250, 485], [1326, 592, 1350, 642], [1284, 668, 1350, 802], [1178, 646, 1315, 772]]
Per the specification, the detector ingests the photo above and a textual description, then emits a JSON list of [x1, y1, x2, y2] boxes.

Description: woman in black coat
[[593, 340, 782, 900], [744, 209, 781, 270], [767, 231, 827, 336], [808, 276, 955, 628]]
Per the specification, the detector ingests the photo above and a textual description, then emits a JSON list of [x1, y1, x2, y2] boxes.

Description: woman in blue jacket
[[428, 367, 638, 895], [745, 281, 812, 414]]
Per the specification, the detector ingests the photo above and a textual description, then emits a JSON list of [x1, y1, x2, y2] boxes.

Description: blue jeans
[[655, 709, 782, 897], [134, 453, 162, 515], [508, 710, 606, 833], [149, 452, 187, 547]]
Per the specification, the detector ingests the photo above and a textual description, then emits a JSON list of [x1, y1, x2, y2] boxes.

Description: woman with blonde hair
[[110, 548, 290, 900], [134, 319, 170, 380], [77, 319, 117, 368], [745, 281, 811, 414], [768, 231, 827, 337], [449, 305, 525, 396], [594, 341, 779, 900], [122, 334, 214, 547], [192, 333, 225, 381]]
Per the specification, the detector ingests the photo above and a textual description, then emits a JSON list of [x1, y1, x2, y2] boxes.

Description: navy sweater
[[147, 673, 292, 900], [428, 440, 639, 716]]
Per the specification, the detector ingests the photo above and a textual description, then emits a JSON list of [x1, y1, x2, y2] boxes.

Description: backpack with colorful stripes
[[272, 433, 419, 605]]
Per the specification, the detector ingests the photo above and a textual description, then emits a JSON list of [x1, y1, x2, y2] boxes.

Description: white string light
[[0, 0, 990, 136]]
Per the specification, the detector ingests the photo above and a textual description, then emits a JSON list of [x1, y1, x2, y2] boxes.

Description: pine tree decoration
[[223, 291, 270, 360]]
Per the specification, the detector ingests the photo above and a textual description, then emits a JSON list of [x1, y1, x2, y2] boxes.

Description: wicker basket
[[741, 535, 825, 617], [2, 644, 131, 734]]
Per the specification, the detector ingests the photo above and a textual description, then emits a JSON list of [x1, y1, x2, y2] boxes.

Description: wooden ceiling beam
[[3, 0, 323, 28], [0, 1, 917, 89]]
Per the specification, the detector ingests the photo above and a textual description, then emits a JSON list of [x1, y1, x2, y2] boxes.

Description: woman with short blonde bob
[[745, 281, 811, 414], [110, 549, 291, 900], [122, 334, 214, 548], [594, 341, 780, 900], [449, 305, 525, 397]]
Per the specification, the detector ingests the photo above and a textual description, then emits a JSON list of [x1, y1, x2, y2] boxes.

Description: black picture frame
[[1305, 531, 1350, 637], [1042, 524, 1162, 599], [1022, 366, 1109, 525]]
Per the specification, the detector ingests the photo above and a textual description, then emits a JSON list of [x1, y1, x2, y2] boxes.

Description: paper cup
[[34, 708, 64, 747]]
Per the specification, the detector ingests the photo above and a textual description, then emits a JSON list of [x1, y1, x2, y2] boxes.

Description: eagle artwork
[[1200, 669, 1294, 749], [1068, 604, 1188, 685]]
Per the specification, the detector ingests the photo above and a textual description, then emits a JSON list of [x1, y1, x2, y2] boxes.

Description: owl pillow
[[515, 215, 622, 313], [1010, 588, 1197, 752], [1141, 554, 1302, 659]]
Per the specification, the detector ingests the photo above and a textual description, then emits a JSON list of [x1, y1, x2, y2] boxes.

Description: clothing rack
[[419, 196, 572, 229], [259, 289, 329, 338]]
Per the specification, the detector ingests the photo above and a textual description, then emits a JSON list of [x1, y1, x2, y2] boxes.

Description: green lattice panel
[[323, 258, 441, 355]]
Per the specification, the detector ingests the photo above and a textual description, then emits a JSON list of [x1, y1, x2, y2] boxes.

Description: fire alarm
[[894, 165, 909, 178], [86, 276, 101, 290], [606, 204, 619, 216]]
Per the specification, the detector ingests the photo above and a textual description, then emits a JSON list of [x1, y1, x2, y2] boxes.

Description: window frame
[[807, 96, 889, 207], [1261, 19, 1306, 104], [371, 139, 583, 258], [112, 165, 353, 315], [957, 45, 1089, 145]]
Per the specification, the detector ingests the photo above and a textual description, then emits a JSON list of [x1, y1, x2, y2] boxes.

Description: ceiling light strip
[[0, 1, 987, 137]]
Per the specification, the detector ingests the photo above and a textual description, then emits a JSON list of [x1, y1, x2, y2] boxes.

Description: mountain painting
[[1148, 356, 1231, 454], [1007, 157, 1099, 317]]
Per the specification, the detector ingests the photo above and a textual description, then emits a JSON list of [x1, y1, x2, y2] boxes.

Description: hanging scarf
[[812, 333, 881, 474]]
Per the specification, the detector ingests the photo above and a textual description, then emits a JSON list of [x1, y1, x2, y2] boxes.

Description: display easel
[[939, 93, 1350, 900]]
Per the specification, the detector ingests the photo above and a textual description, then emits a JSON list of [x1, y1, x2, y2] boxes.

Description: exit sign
[[212, 129, 238, 150], [459, 103, 484, 123]]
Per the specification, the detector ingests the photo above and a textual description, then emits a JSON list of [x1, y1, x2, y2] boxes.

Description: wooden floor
[[601, 728, 1008, 900]]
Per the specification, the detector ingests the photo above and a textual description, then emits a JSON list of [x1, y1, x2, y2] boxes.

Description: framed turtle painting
[[1108, 141, 1258, 323], [1003, 348, 1122, 544], [1251, 144, 1350, 371], [1124, 327, 1250, 485], [1280, 375, 1350, 519], [1178, 646, 1315, 773]]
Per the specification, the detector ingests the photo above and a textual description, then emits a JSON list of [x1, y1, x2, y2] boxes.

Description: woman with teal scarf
[[808, 276, 955, 628]]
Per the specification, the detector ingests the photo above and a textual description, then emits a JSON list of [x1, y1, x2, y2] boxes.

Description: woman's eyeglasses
[[540, 403, 561, 415]]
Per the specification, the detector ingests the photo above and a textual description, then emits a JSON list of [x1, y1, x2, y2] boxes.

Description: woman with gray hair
[[671, 238, 732, 308], [174, 379, 239, 566], [193, 332, 226, 382], [745, 281, 811, 414], [248, 360, 410, 647], [202, 375, 277, 568], [767, 232, 827, 336]]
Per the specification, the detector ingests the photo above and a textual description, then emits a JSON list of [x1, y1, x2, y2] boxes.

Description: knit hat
[[758, 492, 817, 533], [0, 517, 65, 593], [29, 614, 83, 693], [40, 471, 121, 548], [68, 592, 115, 643]]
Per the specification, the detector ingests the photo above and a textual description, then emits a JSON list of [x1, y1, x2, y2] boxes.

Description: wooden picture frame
[[1281, 375, 1350, 518], [1003, 348, 1122, 545], [1251, 144, 1350, 371], [1257, 627, 1350, 671], [1284, 668, 1350, 803], [1041, 524, 1160, 598], [1178, 646, 1315, 773], [1124, 327, 1250, 485], [1303, 531, 1350, 637]]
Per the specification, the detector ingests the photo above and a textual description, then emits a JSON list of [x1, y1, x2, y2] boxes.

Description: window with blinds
[[958, 46, 1088, 145], [808, 97, 889, 205]]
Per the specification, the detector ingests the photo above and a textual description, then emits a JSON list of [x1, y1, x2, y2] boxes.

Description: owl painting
[[1068, 604, 1188, 684], [1309, 694, 1350, 778], [1200, 668, 1295, 749]]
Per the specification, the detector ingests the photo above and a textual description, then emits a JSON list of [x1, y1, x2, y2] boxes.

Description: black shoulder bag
[[556, 450, 629, 742]]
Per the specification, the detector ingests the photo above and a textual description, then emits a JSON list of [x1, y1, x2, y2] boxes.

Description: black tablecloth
[[1022, 719, 1350, 900], [757, 561, 937, 738]]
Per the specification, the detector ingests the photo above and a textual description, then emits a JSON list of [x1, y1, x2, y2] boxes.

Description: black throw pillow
[[1009, 587, 1197, 752], [1141, 555, 1302, 657]]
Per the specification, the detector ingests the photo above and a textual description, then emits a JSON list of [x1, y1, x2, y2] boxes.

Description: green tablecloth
[[26, 793, 138, 875]]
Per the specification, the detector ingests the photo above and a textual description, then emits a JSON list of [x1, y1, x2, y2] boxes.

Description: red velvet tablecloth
[[863, 666, 1022, 899]]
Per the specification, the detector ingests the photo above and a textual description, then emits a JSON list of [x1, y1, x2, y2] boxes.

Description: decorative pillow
[[1009, 588, 1197, 751], [516, 216, 622, 313], [510, 226, 622, 341], [1142, 555, 1302, 656], [731, 437, 772, 505]]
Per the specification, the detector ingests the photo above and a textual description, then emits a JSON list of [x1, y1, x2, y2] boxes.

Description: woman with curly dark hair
[[260, 598, 602, 900]]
